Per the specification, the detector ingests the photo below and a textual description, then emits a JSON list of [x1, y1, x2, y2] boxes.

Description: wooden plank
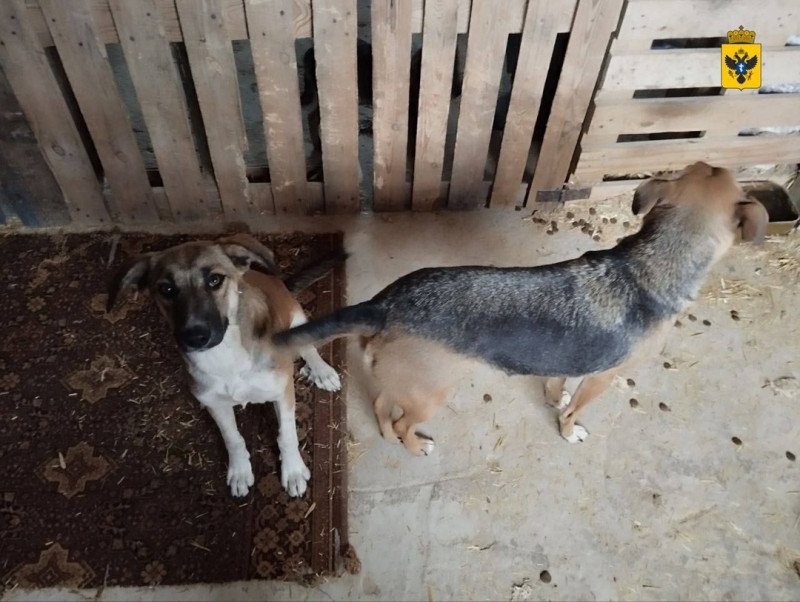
[[489, 0, 575, 208], [528, 0, 625, 205], [618, 0, 799, 47], [109, 0, 208, 221], [0, 66, 70, 226], [312, 0, 360, 213], [585, 94, 800, 142], [601, 46, 800, 92], [176, 0, 253, 218], [448, 0, 515, 209], [39, 0, 158, 223], [573, 136, 800, 182], [0, 0, 109, 223], [371, 0, 412, 211], [28, 0, 335, 47], [245, 0, 313, 214], [411, 0, 459, 211]]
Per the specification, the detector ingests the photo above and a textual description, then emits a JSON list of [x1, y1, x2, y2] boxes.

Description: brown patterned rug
[[0, 230, 355, 592]]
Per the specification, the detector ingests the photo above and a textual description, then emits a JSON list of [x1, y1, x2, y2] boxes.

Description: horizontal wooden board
[[573, 136, 800, 182], [587, 94, 800, 140], [25, 0, 545, 48], [601, 46, 800, 92], [619, 0, 799, 46]]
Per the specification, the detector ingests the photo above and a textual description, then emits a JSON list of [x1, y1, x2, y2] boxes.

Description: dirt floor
[[3, 200, 800, 601]]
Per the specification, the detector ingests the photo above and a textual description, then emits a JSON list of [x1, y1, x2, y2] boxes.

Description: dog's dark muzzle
[[173, 296, 228, 351]]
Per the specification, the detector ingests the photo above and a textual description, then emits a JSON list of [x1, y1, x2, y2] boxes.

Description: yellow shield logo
[[722, 26, 761, 90]]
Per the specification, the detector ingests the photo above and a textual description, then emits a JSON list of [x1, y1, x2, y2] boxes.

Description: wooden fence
[[567, 0, 800, 203], [0, 0, 631, 226], [2, 0, 795, 227]]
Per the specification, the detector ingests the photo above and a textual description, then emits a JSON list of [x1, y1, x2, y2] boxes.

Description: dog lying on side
[[107, 234, 342, 497], [273, 162, 770, 454]]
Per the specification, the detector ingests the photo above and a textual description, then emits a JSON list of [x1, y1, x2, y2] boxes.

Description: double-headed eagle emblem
[[725, 49, 758, 85]]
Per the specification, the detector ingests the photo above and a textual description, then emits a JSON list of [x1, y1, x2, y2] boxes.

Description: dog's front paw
[[227, 456, 255, 497], [281, 455, 311, 497], [300, 362, 341, 392], [562, 424, 589, 444]]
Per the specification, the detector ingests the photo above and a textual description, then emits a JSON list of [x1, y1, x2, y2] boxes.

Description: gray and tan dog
[[107, 234, 342, 497], [274, 162, 771, 454]]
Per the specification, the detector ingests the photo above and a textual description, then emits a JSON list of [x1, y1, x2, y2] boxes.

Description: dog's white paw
[[562, 424, 589, 444], [419, 437, 435, 456], [300, 362, 341, 392], [227, 456, 255, 497], [281, 455, 311, 497], [557, 390, 572, 410]]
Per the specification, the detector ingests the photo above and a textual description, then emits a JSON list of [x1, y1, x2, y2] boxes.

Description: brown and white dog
[[273, 162, 771, 454], [107, 234, 342, 497]]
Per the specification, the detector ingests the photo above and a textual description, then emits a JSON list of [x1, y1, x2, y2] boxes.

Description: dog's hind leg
[[373, 392, 398, 442], [205, 403, 255, 497], [291, 310, 342, 392], [544, 377, 571, 409], [391, 390, 447, 456], [274, 378, 311, 497], [558, 369, 617, 443]]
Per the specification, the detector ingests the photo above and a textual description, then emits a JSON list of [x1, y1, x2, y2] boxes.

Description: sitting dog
[[107, 234, 342, 497], [273, 162, 770, 454]]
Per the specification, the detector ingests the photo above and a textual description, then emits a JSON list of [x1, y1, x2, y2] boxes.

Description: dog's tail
[[273, 302, 386, 348], [280, 249, 348, 295]]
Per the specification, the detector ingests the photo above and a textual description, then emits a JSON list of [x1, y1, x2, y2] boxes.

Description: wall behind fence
[[1, 0, 635, 226]]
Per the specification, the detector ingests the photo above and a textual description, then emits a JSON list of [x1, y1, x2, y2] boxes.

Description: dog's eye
[[158, 282, 177, 299], [207, 273, 225, 290]]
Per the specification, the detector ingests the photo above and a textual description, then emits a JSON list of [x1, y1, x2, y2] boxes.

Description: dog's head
[[106, 234, 280, 352], [632, 161, 770, 243]]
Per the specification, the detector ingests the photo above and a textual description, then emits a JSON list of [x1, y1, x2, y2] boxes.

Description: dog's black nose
[[179, 326, 211, 350]]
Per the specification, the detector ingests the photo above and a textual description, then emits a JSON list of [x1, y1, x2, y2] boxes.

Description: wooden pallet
[[568, 0, 800, 202]]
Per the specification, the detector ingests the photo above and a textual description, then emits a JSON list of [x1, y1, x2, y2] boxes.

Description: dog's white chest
[[186, 326, 287, 406]]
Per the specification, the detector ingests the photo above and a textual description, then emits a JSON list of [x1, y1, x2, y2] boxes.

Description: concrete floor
[[4, 204, 800, 601]]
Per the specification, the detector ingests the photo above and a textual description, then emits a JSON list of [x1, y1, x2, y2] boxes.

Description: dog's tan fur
[[108, 234, 341, 497], [326, 162, 770, 454]]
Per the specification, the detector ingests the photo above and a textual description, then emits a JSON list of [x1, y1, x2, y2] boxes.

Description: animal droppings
[[658, 402, 671, 412], [483, 393, 492, 403], [730, 310, 740, 321], [622, 221, 630, 228], [610, 217, 618, 224], [629, 398, 639, 408], [732, 436, 742, 446], [540, 570, 552, 584], [626, 378, 636, 387], [589, 207, 597, 215], [786, 451, 796, 461], [566, 211, 574, 219], [674, 320, 682, 328], [688, 314, 697, 322], [663, 361, 671, 369], [702, 319, 712, 326]]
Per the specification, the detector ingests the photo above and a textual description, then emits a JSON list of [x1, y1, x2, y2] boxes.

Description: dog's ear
[[218, 233, 282, 276], [736, 198, 769, 243], [632, 178, 672, 216], [107, 255, 152, 311]]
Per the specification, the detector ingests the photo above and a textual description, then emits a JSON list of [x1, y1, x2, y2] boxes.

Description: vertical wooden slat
[[371, 0, 412, 211], [448, 0, 514, 209], [245, 0, 313, 214], [176, 0, 254, 218], [312, 0, 360, 213], [528, 0, 625, 205], [39, 0, 159, 224], [411, 0, 459, 211], [109, 0, 208, 221], [0, 0, 108, 224], [0, 66, 71, 226], [489, 0, 577, 208]]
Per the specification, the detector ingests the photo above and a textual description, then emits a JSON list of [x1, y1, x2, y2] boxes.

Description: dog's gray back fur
[[274, 205, 722, 377]]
